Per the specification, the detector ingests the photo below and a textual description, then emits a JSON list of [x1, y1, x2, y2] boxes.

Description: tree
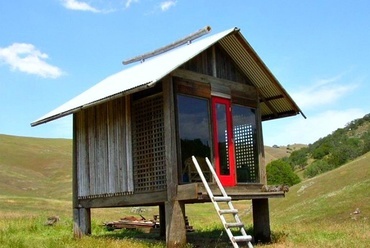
[[266, 159, 301, 186], [303, 160, 334, 178], [288, 148, 308, 169], [362, 132, 370, 154]]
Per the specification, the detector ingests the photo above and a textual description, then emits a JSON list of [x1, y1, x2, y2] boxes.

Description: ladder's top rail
[[191, 156, 215, 199], [205, 157, 228, 197]]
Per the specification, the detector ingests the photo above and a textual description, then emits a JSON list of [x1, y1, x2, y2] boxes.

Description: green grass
[[0, 134, 72, 200], [1, 134, 370, 247], [0, 216, 168, 248], [263, 152, 370, 247]]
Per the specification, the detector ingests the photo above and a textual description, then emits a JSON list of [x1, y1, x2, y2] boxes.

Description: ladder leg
[[192, 156, 253, 248]]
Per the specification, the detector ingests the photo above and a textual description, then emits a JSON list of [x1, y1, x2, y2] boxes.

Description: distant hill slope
[[0, 133, 298, 200], [0, 134, 72, 200], [270, 151, 370, 224], [279, 113, 370, 178], [264, 144, 306, 165]]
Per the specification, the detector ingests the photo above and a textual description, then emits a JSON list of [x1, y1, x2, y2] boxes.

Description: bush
[[288, 148, 308, 169], [303, 160, 334, 178], [361, 132, 370, 154], [266, 159, 301, 186]]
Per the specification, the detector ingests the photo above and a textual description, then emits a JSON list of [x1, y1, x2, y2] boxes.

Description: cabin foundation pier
[[252, 198, 271, 243], [159, 204, 166, 237], [73, 207, 91, 238], [165, 200, 187, 248]]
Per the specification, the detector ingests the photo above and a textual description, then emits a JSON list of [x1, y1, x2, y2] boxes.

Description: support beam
[[159, 204, 166, 237], [256, 100, 266, 185], [163, 76, 187, 247], [165, 201, 186, 247], [73, 208, 91, 238], [252, 198, 271, 243]]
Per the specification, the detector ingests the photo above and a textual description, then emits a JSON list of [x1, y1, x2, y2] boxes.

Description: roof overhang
[[31, 28, 237, 127], [218, 31, 305, 121], [31, 27, 304, 127]]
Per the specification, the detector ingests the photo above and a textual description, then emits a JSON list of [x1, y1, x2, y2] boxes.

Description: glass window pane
[[216, 103, 230, 175], [177, 95, 211, 183]]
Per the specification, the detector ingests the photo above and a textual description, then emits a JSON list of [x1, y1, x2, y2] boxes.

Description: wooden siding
[[179, 48, 213, 76], [180, 44, 252, 86], [75, 96, 133, 199]]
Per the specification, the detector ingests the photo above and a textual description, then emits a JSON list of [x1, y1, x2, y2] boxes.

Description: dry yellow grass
[[1, 135, 369, 247]]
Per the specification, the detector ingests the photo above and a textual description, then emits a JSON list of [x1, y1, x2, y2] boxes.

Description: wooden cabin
[[32, 27, 303, 247]]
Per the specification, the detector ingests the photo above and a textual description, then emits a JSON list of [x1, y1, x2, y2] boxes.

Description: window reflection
[[216, 103, 230, 175], [177, 95, 211, 183]]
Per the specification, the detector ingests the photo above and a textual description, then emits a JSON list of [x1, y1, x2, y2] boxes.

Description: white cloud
[[263, 108, 367, 146], [125, 0, 139, 8], [291, 73, 356, 110], [61, 0, 101, 13], [0, 43, 63, 78], [160, 0, 176, 11]]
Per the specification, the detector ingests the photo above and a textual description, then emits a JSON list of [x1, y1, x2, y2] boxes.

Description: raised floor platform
[[177, 183, 285, 203]]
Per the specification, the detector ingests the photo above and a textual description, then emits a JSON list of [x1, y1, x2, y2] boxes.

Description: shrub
[[288, 148, 308, 169], [266, 159, 301, 186], [303, 160, 334, 178]]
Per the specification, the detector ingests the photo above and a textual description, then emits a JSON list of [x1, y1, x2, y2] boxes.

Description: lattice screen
[[132, 94, 167, 192], [234, 124, 258, 182]]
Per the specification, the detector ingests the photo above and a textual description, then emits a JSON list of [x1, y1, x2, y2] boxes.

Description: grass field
[[0, 134, 369, 247]]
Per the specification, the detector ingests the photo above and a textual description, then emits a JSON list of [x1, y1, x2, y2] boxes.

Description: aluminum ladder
[[192, 156, 253, 248]]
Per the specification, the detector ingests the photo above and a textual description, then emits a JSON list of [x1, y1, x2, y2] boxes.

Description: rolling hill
[[270, 152, 370, 223], [0, 134, 72, 200], [0, 133, 369, 246], [0, 133, 295, 202], [266, 151, 370, 247], [264, 143, 306, 165]]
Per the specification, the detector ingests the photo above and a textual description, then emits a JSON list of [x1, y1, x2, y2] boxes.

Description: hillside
[[0, 134, 72, 200], [270, 152, 370, 223], [264, 144, 306, 165], [0, 133, 297, 202], [0, 134, 369, 247]]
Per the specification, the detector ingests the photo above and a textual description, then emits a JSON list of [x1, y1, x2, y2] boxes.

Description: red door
[[212, 97, 236, 186]]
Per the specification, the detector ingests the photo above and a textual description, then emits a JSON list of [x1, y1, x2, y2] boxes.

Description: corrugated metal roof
[[218, 32, 304, 120], [31, 27, 304, 127]]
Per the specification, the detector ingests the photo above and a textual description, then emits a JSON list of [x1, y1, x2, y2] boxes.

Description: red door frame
[[212, 97, 236, 187]]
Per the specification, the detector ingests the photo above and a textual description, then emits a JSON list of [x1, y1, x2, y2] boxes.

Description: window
[[177, 94, 211, 183]]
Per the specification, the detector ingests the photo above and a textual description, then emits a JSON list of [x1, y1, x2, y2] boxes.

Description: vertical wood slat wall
[[75, 96, 132, 199]]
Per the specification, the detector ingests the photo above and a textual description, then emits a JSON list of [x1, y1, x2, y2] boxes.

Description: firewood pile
[[104, 215, 194, 232]]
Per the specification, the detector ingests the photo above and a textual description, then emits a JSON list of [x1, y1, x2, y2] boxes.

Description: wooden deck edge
[[177, 183, 285, 202], [78, 190, 167, 208]]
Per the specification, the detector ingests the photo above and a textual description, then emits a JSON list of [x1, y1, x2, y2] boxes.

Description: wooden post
[[73, 208, 91, 238], [252, 198, 271, 243], [159, 204, 166, 237], [163, 76, 187, 247], [73, 114, 92, 238], [256, 97, 267, 185], [165, 201, 186, 247]]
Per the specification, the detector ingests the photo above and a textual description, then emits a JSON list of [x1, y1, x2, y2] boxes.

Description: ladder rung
[[232, 235, 253, 242], [213, 196, 231, 202], [219, 209, 238, 215], [225, 222, 244, 228], [192, 156, 254, 247]]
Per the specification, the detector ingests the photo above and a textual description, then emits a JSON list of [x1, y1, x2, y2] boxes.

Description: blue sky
[[1, 0, 369, 146]]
